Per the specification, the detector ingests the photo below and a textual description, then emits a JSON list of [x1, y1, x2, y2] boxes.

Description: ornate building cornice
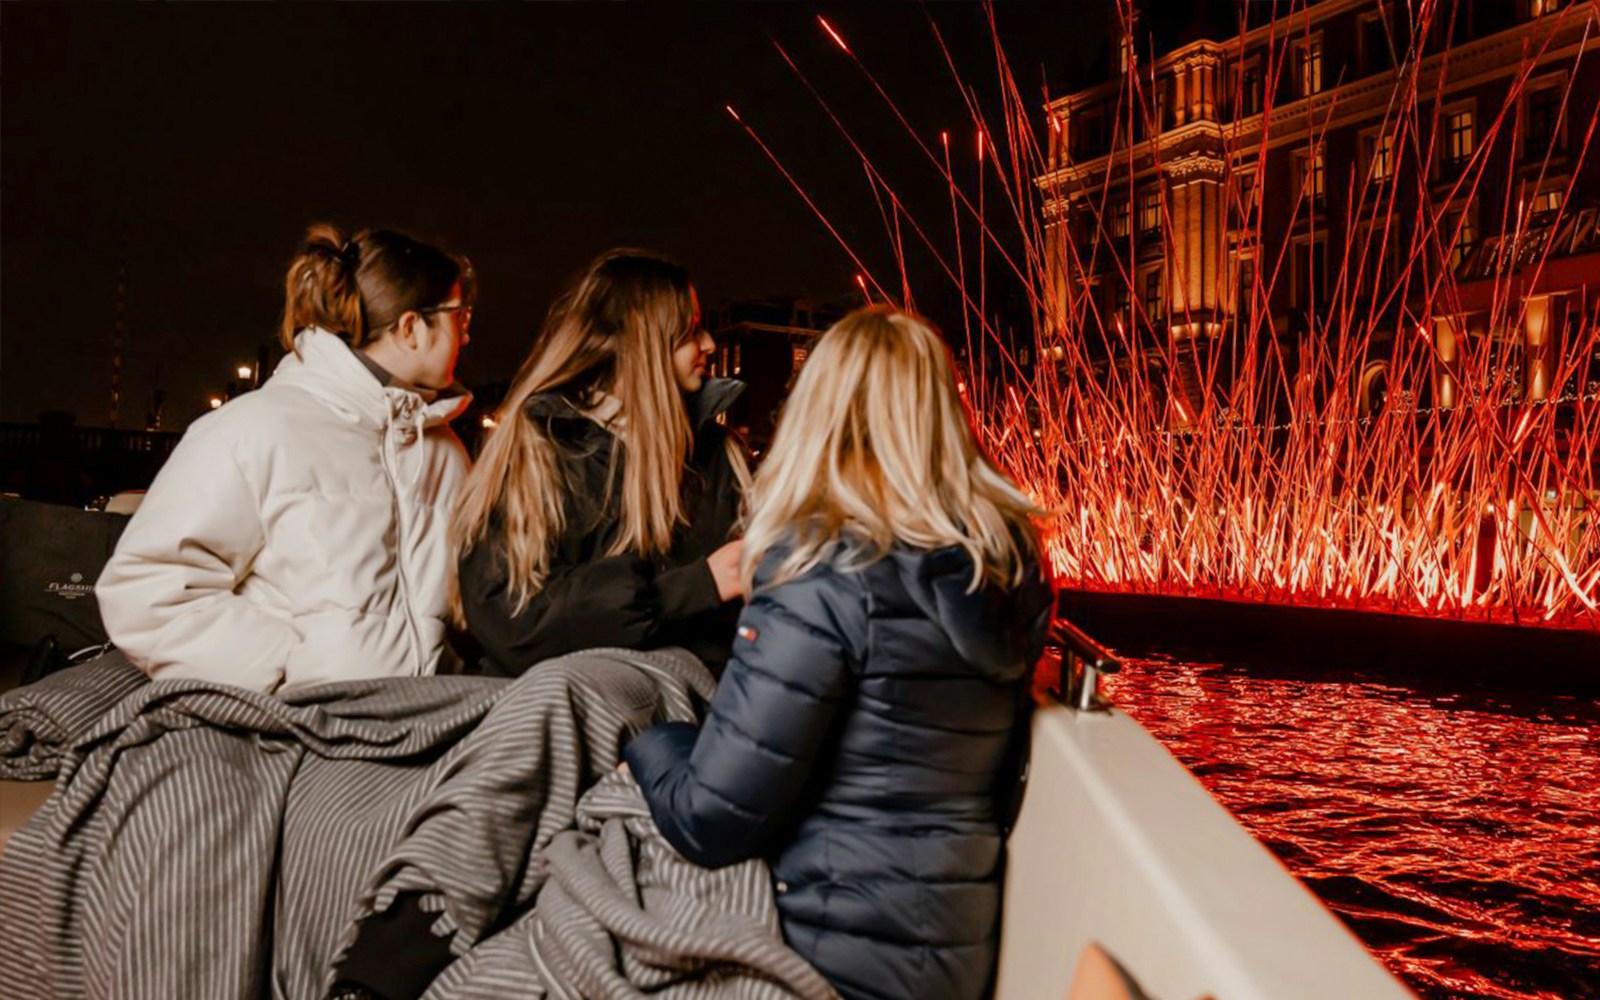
[[1038, 5, 1597, 196], [1164, 152, 1227, 181]]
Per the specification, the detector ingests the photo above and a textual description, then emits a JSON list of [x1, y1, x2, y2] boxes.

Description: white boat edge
[[996, 701, 1418, 999]]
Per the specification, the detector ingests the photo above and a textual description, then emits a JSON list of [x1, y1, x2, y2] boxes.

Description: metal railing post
[[1050, 618, 1122, 712]]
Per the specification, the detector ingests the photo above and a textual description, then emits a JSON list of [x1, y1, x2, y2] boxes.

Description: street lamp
[[208, 396, 223, 410], [236, 365, 253, 380]]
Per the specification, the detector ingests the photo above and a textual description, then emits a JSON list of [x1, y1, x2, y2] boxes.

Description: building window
[[1524, 84, 1563, 156], [1445, 109, 1475, 170], [1139, 187, 1162, 236], [1239, 61, 1263, 117], [1530, 0, 1565, 16], [1143, 269, 1163, 318], [1232, 170, 1258, 227], [732, 342, 742, 375], [1299, 150, 1325, 206], [1296, 37, 1323, 97], [1076, 112, 1105, 161], [1448, 210, 1476, 272], [1112, 280, 1132, 316], [1110, 200, 1130, 238], [1531, 189, 1563, 216], [1367, 133, 1395, 181], [791, 345, 810, 374], [1153, 81, 1168, 136], [1360, 363, 1390, 415], [1235, 257, 1257, 319], [1361, 13, 1391, 74], [1294, 239, 1327, 310]]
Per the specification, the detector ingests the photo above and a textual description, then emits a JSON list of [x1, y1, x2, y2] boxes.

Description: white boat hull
[[995, 703, 1415, 999]]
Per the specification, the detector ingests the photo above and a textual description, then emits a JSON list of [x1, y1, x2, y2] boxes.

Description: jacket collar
[[687, 378, 745, 430], [272, 328, 471, 430], [524, 378, 744, 434]]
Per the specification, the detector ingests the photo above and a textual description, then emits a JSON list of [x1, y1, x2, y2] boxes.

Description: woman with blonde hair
[[96, 225, 475, 692], [452, 248, 747, 676], [625, 306, 1054, 1000]]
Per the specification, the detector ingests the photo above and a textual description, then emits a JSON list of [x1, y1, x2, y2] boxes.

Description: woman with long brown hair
[[451, 248, 747, 676], [97, 225, 475, 692]]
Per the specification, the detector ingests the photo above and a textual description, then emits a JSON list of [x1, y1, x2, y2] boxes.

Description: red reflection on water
[[1106, 661, 1600, 1000]]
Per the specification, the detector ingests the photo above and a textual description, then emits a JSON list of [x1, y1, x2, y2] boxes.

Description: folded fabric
[[421, 769, 838, 1000], [0, 650, 148, 781], [0, 647, 714, 1000]]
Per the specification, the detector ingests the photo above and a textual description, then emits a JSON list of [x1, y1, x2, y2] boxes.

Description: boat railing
[[1047, 618, 1121, 712]]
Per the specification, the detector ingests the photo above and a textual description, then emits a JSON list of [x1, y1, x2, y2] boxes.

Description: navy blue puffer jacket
[[625, 542, 1053, 1000]]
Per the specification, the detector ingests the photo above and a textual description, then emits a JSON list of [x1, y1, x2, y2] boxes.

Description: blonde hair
[[451, 249, 702, 615], [743, 306, 1040, 592]]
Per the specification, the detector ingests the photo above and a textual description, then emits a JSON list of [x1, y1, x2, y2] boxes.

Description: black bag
[[0, 497, 131, 654]]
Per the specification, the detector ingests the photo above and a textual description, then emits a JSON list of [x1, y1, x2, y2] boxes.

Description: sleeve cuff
[[655, 559, 724, 621], [624, 720, 700, 792]]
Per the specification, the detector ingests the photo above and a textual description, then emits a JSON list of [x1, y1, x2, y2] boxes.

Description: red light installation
[[750, 0, 1600, 632]]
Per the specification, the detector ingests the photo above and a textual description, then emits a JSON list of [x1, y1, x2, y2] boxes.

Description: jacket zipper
[[381, 422, 426, 675]]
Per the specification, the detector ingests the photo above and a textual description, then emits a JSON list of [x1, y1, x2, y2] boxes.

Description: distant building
[[1040, 0, 1600, 418], [707, 297, 847, 452]]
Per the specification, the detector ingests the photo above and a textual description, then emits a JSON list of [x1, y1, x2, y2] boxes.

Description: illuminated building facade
[[1040, 0, 1600, 418]]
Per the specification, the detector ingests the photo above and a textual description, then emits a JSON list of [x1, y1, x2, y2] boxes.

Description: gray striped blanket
[[0, 647, 832, 1000], [0, 651, 148, 781], [422, 769, 837, 1000]]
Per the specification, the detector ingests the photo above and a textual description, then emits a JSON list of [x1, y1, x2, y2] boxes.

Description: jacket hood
[[524, 378, 744, 434], [884, 543, 1053, 683], [273, 328, 471, 430]]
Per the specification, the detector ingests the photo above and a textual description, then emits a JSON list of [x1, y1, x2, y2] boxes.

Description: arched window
[[1359, 362, 1390, 415]]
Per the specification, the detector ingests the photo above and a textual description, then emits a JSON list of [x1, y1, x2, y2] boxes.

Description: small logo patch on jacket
[[737, 625, 759, 643]]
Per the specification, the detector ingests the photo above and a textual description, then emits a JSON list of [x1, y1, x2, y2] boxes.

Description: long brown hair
[[279, 224, 472, 352], [450, 249, 700, 614]]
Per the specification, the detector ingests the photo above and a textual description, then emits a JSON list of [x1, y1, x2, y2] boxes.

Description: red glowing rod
[[817, 15, 850, 54]]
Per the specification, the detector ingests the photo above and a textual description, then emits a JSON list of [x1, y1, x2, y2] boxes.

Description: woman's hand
[[706, 539, 746, 603]]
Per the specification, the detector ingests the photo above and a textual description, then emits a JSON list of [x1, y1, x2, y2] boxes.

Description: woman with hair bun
[[97, 225, 476, 693]]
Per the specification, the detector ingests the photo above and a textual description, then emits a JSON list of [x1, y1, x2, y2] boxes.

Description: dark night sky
[[2, 2, 1107, 429]]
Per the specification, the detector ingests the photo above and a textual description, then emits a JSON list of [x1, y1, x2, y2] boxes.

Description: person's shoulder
[[240, 377, 350, 429], [182, 383, 357, 478], [426, 422, 472, 468], [174, 391, 279, 451], [750, 545, 869, 648]]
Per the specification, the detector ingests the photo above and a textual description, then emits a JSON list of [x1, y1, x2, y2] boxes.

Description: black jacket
[[625, 541, 1053, 1000], [459, 379, 746, 676]]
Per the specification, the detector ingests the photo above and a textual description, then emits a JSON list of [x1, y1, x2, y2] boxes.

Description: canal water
[[1105, 658, 1600, 1000]]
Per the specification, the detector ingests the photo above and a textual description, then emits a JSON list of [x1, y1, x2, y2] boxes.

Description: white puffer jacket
[[97, 328, 472, 693]]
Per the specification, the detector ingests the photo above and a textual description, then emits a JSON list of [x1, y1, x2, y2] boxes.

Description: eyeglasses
[[420, 302, 473, 334]]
